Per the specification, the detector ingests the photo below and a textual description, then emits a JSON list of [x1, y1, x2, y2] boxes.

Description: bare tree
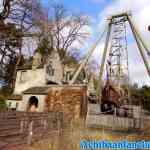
[[39, 3, 90, 63], [0, 1, 91, 91], [0, 0, 45, 90]]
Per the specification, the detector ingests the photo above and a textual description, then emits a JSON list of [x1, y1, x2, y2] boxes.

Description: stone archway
[[28, 96, 39, 112]]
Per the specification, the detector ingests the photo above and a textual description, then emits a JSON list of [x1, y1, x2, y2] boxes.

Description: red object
[[101, 81, 121, 107]]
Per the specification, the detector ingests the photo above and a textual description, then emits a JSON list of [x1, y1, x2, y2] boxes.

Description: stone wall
[[44, 85, 87, 123], [14, 68, 46, 94], [45, 51, 63, 84]]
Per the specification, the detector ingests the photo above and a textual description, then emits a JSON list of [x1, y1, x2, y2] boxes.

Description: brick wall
[[44, 85, 87, 122]]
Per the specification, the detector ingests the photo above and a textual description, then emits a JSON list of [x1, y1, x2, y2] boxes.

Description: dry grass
[[28, 119, 150, 150]]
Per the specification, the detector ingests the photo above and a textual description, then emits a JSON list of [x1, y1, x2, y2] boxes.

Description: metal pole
[[69, 27, 107, 85], [97, 21, 112, 109], [128, 16, 150, 77]]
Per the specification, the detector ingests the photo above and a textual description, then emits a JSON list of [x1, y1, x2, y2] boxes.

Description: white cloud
[[0, 0, 3, 12], [128, 43, 150, 86], [98, 0, 150, 33], [130, 62, 150, 86], [88, 0, 150, 85], [90, 42, 104, 61], [70, 25, 93, 50]]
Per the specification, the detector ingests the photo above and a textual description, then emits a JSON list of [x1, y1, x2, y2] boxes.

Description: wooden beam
[[69, 26, 107, 85], [97, 21, 112, 108]]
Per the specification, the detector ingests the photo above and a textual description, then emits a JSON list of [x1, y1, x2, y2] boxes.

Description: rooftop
[[23, 86, 50, 95], [23, 85, 87, 95], [7, 95, 22, 101]]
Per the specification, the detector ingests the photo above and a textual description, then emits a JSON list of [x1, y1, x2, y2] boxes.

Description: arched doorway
[[28, 96, 38, 112]]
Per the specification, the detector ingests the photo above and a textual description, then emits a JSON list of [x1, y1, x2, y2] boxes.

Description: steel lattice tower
[[107, 15, 129, 89]]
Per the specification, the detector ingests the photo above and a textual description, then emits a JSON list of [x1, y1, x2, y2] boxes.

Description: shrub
[[0, 95, 7, 111]]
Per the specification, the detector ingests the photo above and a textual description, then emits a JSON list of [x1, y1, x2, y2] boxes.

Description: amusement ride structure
[[70, 12, 150, 115]]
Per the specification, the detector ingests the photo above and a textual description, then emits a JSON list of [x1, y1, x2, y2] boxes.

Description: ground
[[27, 120, 150, 150]]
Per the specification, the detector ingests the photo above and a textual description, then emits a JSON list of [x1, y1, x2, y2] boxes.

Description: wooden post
[[112, 109, 115, 130], [27, 121, 33, 145], [58, 119, 62, 136], [20, 120, 24, 133], [97, 21, 112, 109], [140, 107, 143, 130], [57, 114, 63, 150], [24, 117, 28, 131], [114, 107, 117, 116], [69, 26, 107, 85], [43, 119, 47, 130], [57, 113, 62, 136]]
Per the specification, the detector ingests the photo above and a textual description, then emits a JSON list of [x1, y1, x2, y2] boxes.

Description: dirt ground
[[28, 121, 150, 150]]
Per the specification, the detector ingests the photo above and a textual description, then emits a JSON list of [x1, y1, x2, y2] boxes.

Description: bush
[[139, 86, 150, 112], [0, 95, 7, 111]]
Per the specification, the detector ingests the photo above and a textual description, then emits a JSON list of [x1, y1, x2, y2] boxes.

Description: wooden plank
[[0, 111, 64, 147]]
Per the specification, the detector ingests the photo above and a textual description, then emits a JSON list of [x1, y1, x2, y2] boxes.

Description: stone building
[[7, 49, 90, 118], [7, 50, 63, 111]]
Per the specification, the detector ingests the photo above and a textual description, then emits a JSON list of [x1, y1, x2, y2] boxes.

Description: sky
[[41, 0, 150, 86], [0, 0, 150, 86]]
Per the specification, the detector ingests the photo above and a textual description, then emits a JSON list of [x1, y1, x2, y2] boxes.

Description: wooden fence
[[0, 111, 63, 149]]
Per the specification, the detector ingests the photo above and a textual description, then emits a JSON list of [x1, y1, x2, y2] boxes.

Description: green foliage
[[0, 95, 7, 111], [129, 84, 150, 112], [36, 38, 52, 55], [140, 86, 150, 111], [0, 85, 13, 97]]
